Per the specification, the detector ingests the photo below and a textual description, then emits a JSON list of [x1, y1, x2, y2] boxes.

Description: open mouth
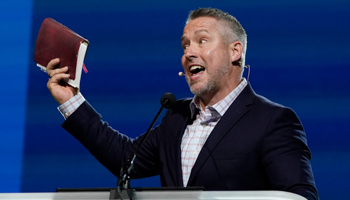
[[189, 65, 205, 75]]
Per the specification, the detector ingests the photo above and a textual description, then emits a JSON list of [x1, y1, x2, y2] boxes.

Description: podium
[[0, 190, 307, 200]]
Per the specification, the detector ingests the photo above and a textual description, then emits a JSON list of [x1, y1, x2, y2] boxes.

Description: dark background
[[0, 1, 349, 199]]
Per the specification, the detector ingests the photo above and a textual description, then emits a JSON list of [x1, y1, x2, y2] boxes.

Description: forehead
[[183, 17, 220, 35]]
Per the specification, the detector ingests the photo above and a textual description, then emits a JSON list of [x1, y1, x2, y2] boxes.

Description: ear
[[229, 41, 243, 65]]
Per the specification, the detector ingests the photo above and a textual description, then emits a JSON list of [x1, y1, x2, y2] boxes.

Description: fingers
[[47, 58, 60, 79], [46, 58, 69, 80], [46, 58, 77, 105], [47, 58, 66, 77], [48, 66, 69, 80], [47, 58, 60, 71], [48, 70, 70, 82], [46, 58, 70, 90]]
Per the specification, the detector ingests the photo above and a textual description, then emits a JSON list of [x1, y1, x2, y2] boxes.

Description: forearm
[[62, 101, 135, 177]]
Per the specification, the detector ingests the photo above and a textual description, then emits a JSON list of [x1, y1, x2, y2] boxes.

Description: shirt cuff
[[57, 92, 86, 119]]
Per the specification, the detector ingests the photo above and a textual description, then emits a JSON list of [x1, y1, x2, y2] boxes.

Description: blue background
[[0, 0, 349, 199]]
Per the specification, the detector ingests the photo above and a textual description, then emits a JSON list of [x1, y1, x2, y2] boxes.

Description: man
[[46, 8, 318, 200]]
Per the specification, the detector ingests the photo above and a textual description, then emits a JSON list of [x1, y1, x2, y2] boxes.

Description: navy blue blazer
[[62, 84, 318, 200]]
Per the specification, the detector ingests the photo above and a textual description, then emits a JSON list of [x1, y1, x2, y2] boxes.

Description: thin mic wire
[[245, 65, 250, 82]]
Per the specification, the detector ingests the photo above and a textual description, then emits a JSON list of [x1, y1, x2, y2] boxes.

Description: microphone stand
[[115, 93, 176, 200]]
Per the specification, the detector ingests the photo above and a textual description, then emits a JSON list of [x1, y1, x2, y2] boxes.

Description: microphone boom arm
[[117, 93, 176, 200]]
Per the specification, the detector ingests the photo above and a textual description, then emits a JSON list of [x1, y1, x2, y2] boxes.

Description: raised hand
[[46, 58, 78, 104]]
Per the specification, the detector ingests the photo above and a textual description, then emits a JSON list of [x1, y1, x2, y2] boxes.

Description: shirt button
[[194, 150, 198, 155]]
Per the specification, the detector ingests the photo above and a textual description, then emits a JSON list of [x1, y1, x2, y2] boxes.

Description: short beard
[[187, 64, 230, 98], [189, 79, 216, 98]]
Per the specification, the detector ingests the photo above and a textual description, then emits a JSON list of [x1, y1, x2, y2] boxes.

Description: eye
[[181, 42, 188, 50], [199, 39, 207, 44]]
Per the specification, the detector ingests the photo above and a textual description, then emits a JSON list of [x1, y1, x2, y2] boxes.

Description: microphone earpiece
[[178, 72, 185, 77]]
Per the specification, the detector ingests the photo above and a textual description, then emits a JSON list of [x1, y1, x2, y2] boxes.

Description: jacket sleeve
[[261, 106, 319, 200], [61, 101, 161, 179]]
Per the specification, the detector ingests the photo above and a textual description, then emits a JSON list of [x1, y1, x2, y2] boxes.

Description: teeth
[[190, 65, 204, 72]]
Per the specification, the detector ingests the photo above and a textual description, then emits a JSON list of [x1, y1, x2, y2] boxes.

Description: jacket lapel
[[170, 100, 194, 187], [187, 83, 255, 186], [175, 116, 188, 186]]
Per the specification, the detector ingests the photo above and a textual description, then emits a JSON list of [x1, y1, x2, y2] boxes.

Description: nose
[[184, 44, 198, 61]]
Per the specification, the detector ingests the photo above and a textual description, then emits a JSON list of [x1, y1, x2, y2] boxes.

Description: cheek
[[181, 55, 187, 68], [202, 48, 219, 66], [204, 48, 213, 57]]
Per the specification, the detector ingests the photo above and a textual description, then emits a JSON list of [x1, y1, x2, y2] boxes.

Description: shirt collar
[[190, 78, 248, 119]]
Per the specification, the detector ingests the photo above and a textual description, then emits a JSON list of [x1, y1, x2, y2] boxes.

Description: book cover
[[34, 18, 88, 88]]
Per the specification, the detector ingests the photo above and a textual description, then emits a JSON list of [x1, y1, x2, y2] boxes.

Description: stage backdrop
[[0, 1, 349, 200]]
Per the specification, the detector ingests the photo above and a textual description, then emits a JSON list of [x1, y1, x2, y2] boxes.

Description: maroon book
[[34, 18, 88, 88]]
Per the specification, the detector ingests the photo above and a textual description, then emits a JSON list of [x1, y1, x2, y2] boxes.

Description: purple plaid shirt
[[181, 78, 247, 186]]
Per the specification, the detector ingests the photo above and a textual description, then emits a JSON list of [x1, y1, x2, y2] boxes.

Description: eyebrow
[[194, 29, 209, 35], [181, 29, 209, 42]]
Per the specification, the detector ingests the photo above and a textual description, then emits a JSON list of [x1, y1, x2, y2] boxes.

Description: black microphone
[[116, 93, 176, 200], [161, 92, 176, 108]]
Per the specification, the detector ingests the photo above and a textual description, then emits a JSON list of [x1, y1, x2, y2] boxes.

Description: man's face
[[181, 17, 235, 98]]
